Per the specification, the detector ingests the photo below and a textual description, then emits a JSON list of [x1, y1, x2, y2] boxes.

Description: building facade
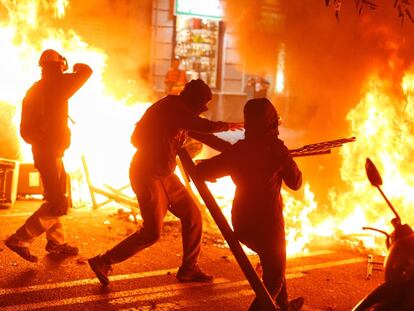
[[150, 0, 279, 121]]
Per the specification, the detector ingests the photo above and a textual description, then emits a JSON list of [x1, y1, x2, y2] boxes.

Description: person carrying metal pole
[[196, 98, 304, 311]]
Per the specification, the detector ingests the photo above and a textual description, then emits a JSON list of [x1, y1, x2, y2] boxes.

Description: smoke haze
[[225, 0, 414, 203], [62, 0, 153, 102]]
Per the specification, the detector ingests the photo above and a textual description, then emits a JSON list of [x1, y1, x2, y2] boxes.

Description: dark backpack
[[20, 81, 46, 144]]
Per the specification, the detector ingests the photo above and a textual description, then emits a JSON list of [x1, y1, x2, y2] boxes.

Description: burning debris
[[0, 0, 413, 265]]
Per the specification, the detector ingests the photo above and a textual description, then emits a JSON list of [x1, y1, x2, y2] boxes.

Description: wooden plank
[[176, 156, 215, 230]]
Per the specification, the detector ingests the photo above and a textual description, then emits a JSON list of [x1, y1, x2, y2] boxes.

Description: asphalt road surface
[[0, 201, 384, 310]]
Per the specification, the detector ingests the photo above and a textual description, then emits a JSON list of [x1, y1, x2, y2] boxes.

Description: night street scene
[[1, 1, 414, 310]]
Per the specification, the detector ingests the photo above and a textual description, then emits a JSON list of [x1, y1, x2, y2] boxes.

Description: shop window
[[174, 16, 220, 88]]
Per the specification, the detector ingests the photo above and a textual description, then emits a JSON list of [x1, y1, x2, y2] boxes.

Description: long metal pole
[[176, 156, 215, 230], [177, 148, 277, 311]]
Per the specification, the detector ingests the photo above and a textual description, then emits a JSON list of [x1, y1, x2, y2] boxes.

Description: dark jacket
[[131, 95, 231, 178], [197, 137, 302, 247], [29, 63, 92, 156]]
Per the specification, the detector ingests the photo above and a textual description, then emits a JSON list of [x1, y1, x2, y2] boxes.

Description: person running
[[88, 79, 242, 286], [5, 49, 92, 262]]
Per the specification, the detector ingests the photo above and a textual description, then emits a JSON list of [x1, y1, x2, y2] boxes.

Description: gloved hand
[[73, 63, 91, 73]]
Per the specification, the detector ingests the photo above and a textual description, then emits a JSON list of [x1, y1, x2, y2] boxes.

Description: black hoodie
[[197, 98, 302, 249]]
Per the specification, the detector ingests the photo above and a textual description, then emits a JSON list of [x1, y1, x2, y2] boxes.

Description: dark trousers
[[14, 151, 67, 245], [34, 151, 67, 209], [247, 241, 287, 310], [236, 220, 287, 311], [102, 173, 202, 267]]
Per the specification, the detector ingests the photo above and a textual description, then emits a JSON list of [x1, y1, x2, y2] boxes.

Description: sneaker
[[285, 297, 305, 311], [176, 264, 214, 283], [88, 255, 112, 286], [45, 241, 79, 256], [5, 235, 38, 263]]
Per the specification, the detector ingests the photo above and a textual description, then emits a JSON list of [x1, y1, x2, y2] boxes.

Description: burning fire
[[203, 70, 414, 257], [0, 0, 150, 206], [329, 72, 414, 254], [2, 0, 413, 258]]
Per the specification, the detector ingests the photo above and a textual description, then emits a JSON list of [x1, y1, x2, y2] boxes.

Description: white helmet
[[38, 49, 68, 71]]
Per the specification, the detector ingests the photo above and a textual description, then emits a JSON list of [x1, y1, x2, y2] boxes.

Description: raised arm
[[63, 63, 93, 99]]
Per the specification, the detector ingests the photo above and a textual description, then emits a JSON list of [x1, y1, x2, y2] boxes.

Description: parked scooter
[[352, 158, 414, 311]]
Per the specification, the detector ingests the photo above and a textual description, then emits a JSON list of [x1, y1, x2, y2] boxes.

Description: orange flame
[[0, 0, 150, 208], [329, 72, 414, 254], [2, 0, 413, 258]]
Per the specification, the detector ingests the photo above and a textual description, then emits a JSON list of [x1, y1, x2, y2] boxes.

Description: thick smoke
[[226, 0, 414, 135], [224, 0, 283, 73], [225, 0, 414, 203], [283, 1, 414, 135], [0, 0, 153, 161], [61, 0, 153, 102]]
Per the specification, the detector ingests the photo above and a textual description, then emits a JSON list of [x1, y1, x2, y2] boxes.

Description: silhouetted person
[[197, 98, 304, 311], [165, 57, 187, 95], [88, 79, 243, 286], [5, 49, 92, 262], [246, 75, 270, 99]]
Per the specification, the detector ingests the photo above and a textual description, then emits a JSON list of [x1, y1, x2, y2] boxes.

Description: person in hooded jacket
[[196, 98, 304, 311], [5, 49, 92, 262], [88, 79, 243, 286]]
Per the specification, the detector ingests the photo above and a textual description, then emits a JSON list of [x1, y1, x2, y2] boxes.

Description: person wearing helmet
[[88, 79, 243, 286], [38, 49, 69, 72], [5, 49, 92, 262], [196, 98, 304, 311]]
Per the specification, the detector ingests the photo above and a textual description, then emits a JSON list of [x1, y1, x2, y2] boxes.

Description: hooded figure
[[197, 98, 303, 311], [88, 79, 243, 287], [244, 97, 280, 140]]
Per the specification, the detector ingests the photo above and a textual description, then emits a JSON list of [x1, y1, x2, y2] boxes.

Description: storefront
[[150, 0, 242, 120], [150, 0, 285, 121], [174, 15, 221, 89], [173, 1, 224, 90]]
